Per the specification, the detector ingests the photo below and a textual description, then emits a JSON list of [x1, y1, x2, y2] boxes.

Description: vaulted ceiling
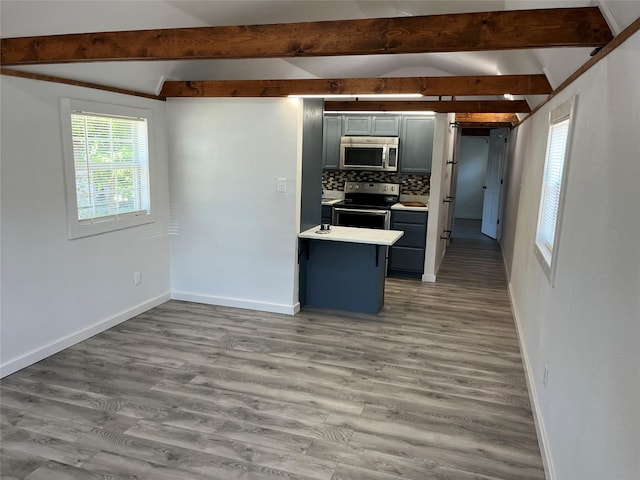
[[1, 1, 638, 126]]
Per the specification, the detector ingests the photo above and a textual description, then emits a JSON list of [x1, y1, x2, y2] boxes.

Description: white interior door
[[481, 129, 507, 239]]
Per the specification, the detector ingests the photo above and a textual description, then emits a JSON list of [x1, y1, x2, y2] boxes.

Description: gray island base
[[298, 226, 404, 314]]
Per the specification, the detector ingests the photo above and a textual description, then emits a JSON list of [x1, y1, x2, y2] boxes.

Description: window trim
[[534, 95, 577, 284], [60, 98, 156, 239]]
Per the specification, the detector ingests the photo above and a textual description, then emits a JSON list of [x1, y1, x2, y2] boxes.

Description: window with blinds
[[61, 99, 154, 239], [71, 113, 150, 222], [535, 96, 576, 281]]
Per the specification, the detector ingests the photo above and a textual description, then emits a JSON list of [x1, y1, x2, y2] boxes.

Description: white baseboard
[[171, 291, 299, 316], [422, 273, 437, 282], [501, 247, 555, 480], [422, 246, 446, 283], [0, 292, 170, 378]]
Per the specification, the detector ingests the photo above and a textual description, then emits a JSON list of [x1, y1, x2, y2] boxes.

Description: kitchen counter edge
[[299, 226, 404, 246], [390, 203, 429, 212]]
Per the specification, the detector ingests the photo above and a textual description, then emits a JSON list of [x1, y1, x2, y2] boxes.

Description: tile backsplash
[[322, 170, 430, 195]]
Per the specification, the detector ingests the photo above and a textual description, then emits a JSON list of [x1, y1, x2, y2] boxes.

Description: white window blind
[[61, 98, 155, 239], [71, 112, 150, 223], [534, 96, 576, 280], [536, 118, 569, 263]]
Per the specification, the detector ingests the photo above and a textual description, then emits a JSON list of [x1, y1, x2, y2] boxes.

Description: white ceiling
[[1, 0, 639, 105]]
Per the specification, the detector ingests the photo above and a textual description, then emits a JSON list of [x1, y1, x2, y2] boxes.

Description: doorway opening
[[451, 127, 508, 242]]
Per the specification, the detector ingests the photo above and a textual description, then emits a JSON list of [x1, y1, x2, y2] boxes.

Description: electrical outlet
[[543, 364, 549, 388], [133, 271, 142, 287], [277, 177, 287, 193]]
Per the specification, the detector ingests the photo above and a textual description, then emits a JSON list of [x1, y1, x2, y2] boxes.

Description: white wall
[[424, 113, 456, 282], [501, 31, 640, 480], [168, 98, 302, 314], [454, 136, 489, 220], [0, 76, 171, 377]]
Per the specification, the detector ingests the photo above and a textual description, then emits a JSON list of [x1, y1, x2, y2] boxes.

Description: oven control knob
[[354, 185, 360, 190]]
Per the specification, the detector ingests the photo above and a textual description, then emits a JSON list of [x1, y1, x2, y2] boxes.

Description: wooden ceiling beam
[[458, 122, 515, 128], [0, 68, 165, 101], [0, 7, 612, 66], [160, 75, 551, 97], [455, 113, 519, 126], [324, 100, 531, 113]]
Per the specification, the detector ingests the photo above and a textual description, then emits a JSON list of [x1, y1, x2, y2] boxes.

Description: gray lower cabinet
[[322, 114, 342, 170], [388, 210, 428, 278], [301, 239, 387, 314], [399, 116, 435, 174]]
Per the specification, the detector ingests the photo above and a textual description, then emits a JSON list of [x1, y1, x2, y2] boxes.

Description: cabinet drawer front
[[392, 210, 428, 225], [393, 222, 426, 248], [389, 247, 425, 273]]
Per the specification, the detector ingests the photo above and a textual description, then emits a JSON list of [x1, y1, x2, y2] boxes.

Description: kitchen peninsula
[[298, 226, 403, 314]]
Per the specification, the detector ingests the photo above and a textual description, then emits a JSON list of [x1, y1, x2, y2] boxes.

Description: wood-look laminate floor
[[1, 239, 544, 480], [452, 219, 485, 241]]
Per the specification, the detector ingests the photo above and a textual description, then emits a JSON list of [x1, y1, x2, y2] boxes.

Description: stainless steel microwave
[[339, 136, 399, 172]]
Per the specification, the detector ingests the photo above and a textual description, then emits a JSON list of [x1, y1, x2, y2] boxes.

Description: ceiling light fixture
[[325, 110, 436, 115], [287, 93, 424, 99]]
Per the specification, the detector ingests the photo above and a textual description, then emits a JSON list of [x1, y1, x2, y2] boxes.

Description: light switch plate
[[277, 177, 287, 193]]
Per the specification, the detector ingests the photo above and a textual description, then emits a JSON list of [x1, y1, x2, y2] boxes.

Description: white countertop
[[390, 202, 429, 212], [299, 226, 404, 246], [321, 198, 343, 206]]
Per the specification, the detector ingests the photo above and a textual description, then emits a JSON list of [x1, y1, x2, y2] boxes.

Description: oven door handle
[[334, 208, 389, 216]]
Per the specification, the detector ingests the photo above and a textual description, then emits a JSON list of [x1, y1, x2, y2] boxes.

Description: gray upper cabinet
[[322, 114, 342, 170], [343, 116, 372, 136], [343, 115, 400, 136], [371, 116, 400, 136], [323, 113, 434, 172], [399, 116, 435, 174]]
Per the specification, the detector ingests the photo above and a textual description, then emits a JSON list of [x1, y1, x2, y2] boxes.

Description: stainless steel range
[[333, 182, 400, 230]]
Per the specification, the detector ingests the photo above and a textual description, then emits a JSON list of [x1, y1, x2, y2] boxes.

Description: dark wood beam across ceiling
[[159, 75, 551, 98], [456, 113, 520, 127], [0, 68, 164, 101], [324, 100, 531, 113], [0, 7, 612, 66]]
